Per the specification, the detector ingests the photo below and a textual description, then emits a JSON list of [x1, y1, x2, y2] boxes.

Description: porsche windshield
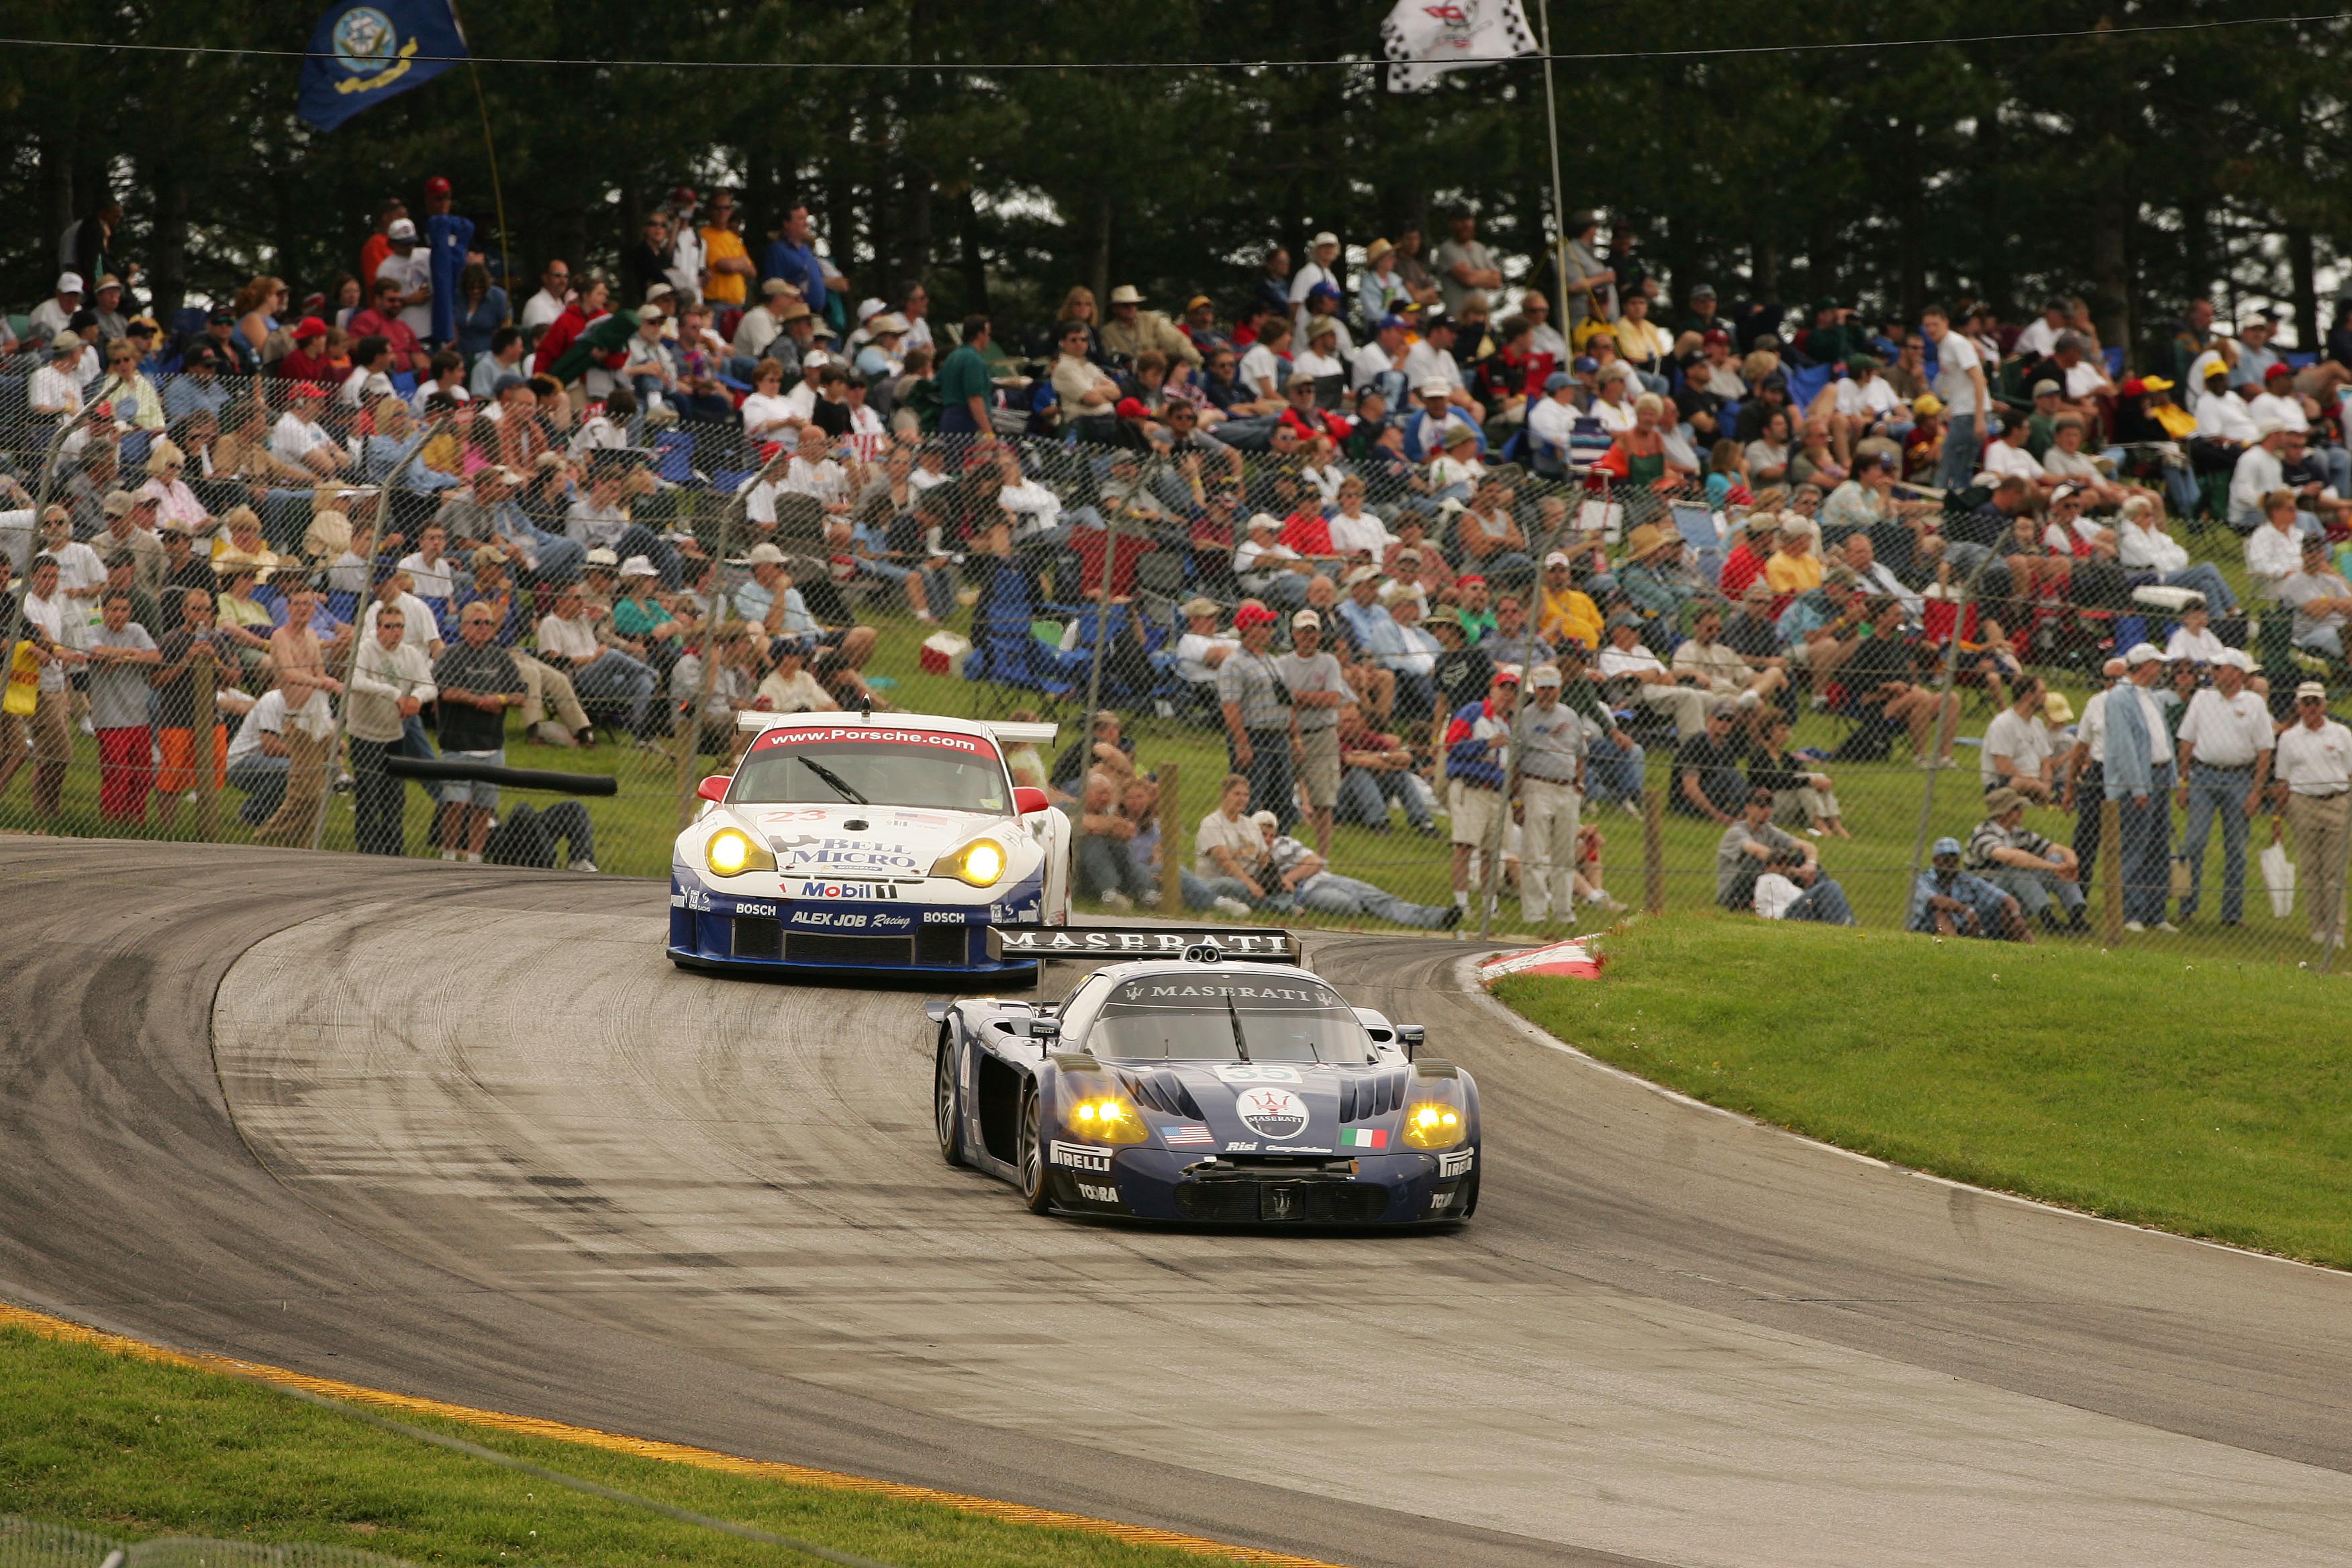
[[1090, 976, 1374, 1064], [732, 733, 1010, 813]]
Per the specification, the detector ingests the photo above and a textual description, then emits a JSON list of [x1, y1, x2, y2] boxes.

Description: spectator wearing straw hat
[[2272, 683, 2352, 950], [2173, 647, 2273, 926], [1101, 284, 1199, 369], [1966, 785, 2086, 932], [1615, 522, 1697, 621], [2104, 642, 2178, 932]]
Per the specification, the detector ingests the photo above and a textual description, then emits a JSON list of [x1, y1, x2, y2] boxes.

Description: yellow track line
[[0, 1301, 1347, 1568]]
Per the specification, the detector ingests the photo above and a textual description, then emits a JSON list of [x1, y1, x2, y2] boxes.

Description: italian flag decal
[[1340, 1127, 1387, 1149]]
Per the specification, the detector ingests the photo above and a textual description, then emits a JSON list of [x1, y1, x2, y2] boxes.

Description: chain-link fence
[[1, 363, 2346, 965], [0, 1518, 415, 1568]]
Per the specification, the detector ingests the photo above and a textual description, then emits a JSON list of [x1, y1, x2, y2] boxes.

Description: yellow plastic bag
[[3, 641, 38, 718]]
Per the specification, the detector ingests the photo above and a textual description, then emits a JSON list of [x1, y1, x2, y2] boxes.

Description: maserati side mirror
[[1395, 1024, 1425, 1061]]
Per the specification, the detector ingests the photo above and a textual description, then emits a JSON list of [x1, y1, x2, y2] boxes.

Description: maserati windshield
[[732, 731, 1010, 813], [1090, 976, 1374, 1064]]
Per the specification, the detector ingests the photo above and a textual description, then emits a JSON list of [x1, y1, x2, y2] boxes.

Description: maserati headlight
[[931, 837, 1007, 888], [705, 827, 775, 878], [1063, 1095, 1149, 1144], [1400, 1101, 1466, 1150]]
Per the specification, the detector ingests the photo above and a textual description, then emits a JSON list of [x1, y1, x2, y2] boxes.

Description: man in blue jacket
[[1444, 666, 1518, 917]]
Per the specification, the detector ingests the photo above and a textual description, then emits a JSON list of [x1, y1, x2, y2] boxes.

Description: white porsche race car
[[670, 711, 1071, 976]]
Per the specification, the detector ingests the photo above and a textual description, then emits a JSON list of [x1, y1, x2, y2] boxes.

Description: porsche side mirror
[[1013, 786, 1050, 816], [1395, 1024, 1425, 1061], [696, 774, 732, 803]]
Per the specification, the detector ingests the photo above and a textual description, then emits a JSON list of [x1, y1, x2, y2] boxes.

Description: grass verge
[[0, 1317, 1326, 1568], [1489, 914, 2352, 1269]]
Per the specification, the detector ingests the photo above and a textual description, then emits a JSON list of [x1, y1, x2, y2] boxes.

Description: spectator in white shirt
[[2114, 496, 2238, 615], [2273, 682, 2352, 949], [1980, 416, 2055, 493], [271, 384, 348, 478], [1173, 596, 1239, 697], [518, 260, 573, 331], [1351, 316, 1410, 399], [2172, 648, 2273, 926], [2163, 602, 2228, 666], [2012, 300, 2069, 360], [2226, 423, 2291, 530], [397, 521, 460, 600], [1980, 677, 2057, 800], [1324, 478, 1395, 558], [2244, 488, 2313, 597], [1526, 373, 1580, 466], [2280, 534, 2352, 660], [360, 571, 446, 658], [740, 357, 799, 444], [2197, 369, 2259, 444]]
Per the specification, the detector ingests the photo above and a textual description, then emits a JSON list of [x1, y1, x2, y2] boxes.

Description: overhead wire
[[0, 10, 2342, 75]]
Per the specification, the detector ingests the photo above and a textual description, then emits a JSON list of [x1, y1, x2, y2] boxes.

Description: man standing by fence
[[1514, 663, 1586, 927], [2274, 683, 2352, 951], [347, 603, 438, 856], [1218, 603, 1298, 833], [2104, 644, 2177, 933], [2172, 648, 2271, 927], [1446, 667, 1519, 920], [1275, 609, 1349, 860]]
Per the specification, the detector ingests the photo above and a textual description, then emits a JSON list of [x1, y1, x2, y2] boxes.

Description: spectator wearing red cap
[[275, 317, 337, 383]]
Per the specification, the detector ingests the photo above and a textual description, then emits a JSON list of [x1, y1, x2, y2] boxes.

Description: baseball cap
[[2267, 362, 2294, 381], [619, 554, 660, 579], [1709, 701, 1739, 720], [55, 271, 83, 295], [2141, 375, 2175, 391], [1528, 663, 1563, 687], [1983, 785, 2026, 815], [293, 316, 328, 341], [1931, 836, 1963, 858], [730, 542, 791, 567], [1378, 313, 1408, 332], [1181, 596, 1221, 618], [1690, 283, 1718, 300], [2123, 641, 2165, 665], [1543, 550, 1573, 568], [1492, 667, 1522, 685], [1571, 355, 1599, 374], [48, 331, 80, 356], [2043, 691, 2076, 725], [1310, 230, 1339, 248], [1913, 392, 1945, 415], [2296, 681, 2329, 702], [387, 217, 418, 241], [1342, 564, 1382, 587], [1544, 372, 1573, 392], [1244, 511, 1283, 534], [1233, 604, 1279, 629], [583, 547, 621, 569], [1607, 611, 1642, 631], [1702, 327, 1732, 346], [101, 491, 137, 519], [471, 545, 510, 570], [424, 175, 452, 198], [2032, 379, 2061, 397], [1291, 609, 1320, 630]]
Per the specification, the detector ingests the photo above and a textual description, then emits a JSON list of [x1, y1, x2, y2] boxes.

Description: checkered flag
[[1381, 0, 1538, 93]]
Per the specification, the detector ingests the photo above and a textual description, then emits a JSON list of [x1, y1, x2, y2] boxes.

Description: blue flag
[[297, 1, 468, 132]]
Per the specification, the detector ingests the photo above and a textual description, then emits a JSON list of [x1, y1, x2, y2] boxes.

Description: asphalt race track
[[5, 839, 2351, 1567]]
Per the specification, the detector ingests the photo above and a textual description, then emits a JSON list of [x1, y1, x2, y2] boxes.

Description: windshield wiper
[[1224, 991, 1251, 1063], [796, 754, 869, 804]]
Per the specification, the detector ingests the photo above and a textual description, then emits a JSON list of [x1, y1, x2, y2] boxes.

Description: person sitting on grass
[[1751, 847, 1855, 924], [1073, 769, 1155, 912], [1715, 786, 1815, 911], [1909, 835, 2030, 941], [1965, 785, 2088, 932], [1260, 813, 1463, 929], [1189, 773, 1275, 915]]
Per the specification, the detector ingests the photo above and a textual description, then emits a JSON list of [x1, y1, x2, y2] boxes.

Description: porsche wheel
[[934, 1028, 965, 1167], [1016, 1079, 1052, 1214]]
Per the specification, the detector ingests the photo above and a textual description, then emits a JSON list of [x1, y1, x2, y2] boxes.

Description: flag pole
[[1533, 0, 1571, 311], [445, 0, 512, 283]]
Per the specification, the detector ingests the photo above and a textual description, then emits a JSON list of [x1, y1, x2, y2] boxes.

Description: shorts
[[438, 747, 505, 807], [1297, 726, 1341, 809], [156, 724, 229, 793], [1449, 779, 1504, 848]]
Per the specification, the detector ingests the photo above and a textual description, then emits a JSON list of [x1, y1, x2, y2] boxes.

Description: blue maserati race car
[[929, 928, 1479, 1225], [669, 711, 1071, 977]]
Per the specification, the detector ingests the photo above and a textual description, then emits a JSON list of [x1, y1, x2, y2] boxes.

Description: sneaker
[[1805, 826, 1824, 837], [534, 722, 577, 748], [1598, 895, 1628, 914], [1212, 896, 1252, 918], [1620, 799, 1641, 817], [1736, 689, 1762, 710], [1100, 891, 1134, 912], [2154, 920, 2180, 933], [632, 734, 661, 752], [2124, 920, 2147, 932], [1439, 905, 1464, 930], [571, 859, 598, 874]]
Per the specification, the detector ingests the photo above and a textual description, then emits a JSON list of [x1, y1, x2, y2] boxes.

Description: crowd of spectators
[[2, 182, 2349, 942]]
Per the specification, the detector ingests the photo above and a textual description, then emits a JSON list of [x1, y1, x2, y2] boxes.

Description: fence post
[[2100, 798, 2122, 944], [191, 655, 218, 841], [1642, 784, 1665, 914], [1157, 761, 1183, 917]]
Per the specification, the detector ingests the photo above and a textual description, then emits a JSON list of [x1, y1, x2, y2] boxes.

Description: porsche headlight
[[1063, 1095, 1149, 1144], [704, 827, 775, 878], [931, 837, 1007, 888], [1400, 1101, 1466, 1150]]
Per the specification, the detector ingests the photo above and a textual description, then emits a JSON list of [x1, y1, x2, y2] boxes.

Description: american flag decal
[[1162, 1124, 1215, 1146]]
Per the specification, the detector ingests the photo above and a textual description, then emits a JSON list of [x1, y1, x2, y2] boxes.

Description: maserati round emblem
[[1234, 1086, 1309, 1141]]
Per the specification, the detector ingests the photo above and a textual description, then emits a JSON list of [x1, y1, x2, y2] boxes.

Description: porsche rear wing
[[733, 713, 1059, 745], [985, 926, 1301, 963]]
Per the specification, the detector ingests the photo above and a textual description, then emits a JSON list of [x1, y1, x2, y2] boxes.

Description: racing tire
[[1016, 1079, 1052, 1214], [934, 1028, 966, 1168]]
